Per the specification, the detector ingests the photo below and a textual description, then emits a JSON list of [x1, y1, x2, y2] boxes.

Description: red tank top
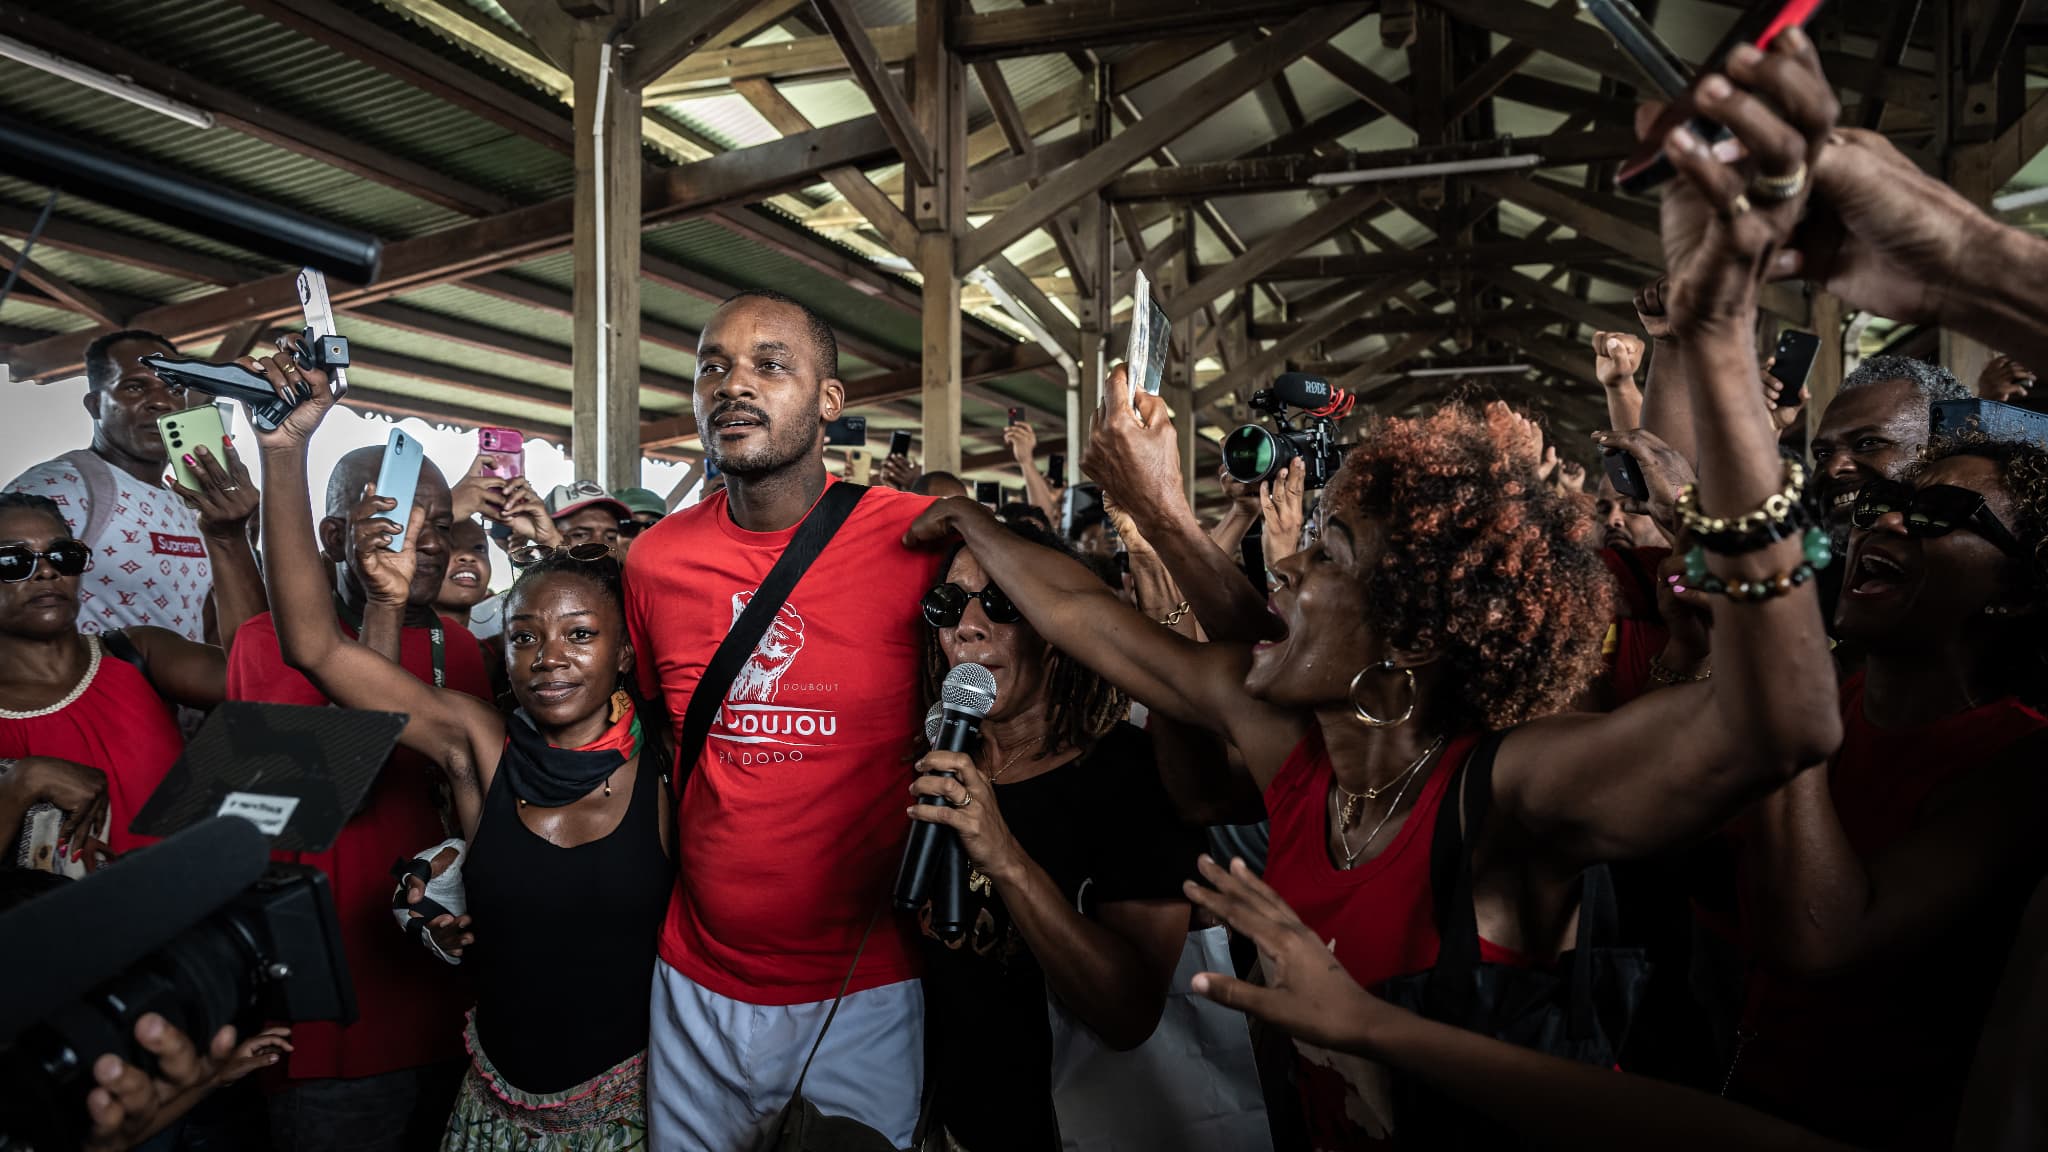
[[1731, 673, 2048, 1150], [0, 636, 183, 857], [1263, 728, 1529, 1148]]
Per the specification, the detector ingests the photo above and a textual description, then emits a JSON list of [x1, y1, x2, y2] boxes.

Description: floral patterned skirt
[[442, 1010, 648, 1151]]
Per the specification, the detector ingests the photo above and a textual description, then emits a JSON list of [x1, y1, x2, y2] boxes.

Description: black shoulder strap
[[1421, 730, 1502, 1025], [673, 482, 868, 798], [98, 629, 149, 678]]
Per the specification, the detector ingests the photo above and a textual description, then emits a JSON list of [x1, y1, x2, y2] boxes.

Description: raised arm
[[1082, 369, 1277, 644], [248, 346, 500, 837], [907, 498, 1307, 783], [170, 444, 265, 651], [1003, 421, 1060, 523], [1495, 32, 1843, 865], [1593, 330, 1646, 431], [1633, 278, 1699, 465]]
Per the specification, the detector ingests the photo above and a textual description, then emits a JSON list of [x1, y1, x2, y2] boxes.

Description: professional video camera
[[0, 818, 353, 1151], [1221, 371, 1355, 490]]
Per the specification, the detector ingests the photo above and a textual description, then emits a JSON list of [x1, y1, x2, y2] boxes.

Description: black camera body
[[1, 823, 353, 1151], [143, 327, 350, 432], [1223, 372, 1348, 490]]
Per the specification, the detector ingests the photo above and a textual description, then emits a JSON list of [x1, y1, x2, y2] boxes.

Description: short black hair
[[84, 329, 177, 392], [0, 492, 72, 538], [718, 289, 839, 382], [1000, 501, 1050, 530], [911, 470, 963, 496]]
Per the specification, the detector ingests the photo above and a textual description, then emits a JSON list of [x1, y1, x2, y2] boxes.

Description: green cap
[[614, 486, 667, 517]]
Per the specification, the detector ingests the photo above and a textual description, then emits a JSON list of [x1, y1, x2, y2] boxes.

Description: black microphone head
[[941, 663, 999, 719], [1272, 371, 1333, 409], [924, 701, 945, 745]]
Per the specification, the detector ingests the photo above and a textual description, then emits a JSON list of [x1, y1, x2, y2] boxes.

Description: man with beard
[[624, 290, 945, 1150], [225, 445, 488, 1152]]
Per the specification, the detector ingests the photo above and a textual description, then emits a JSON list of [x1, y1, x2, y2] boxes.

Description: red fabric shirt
[[624, 480, 942, 1005], [0, 638, 183, 856], [1264, 728, 1529, 1149], [1731, 673, 2048, 1149], [226, 611, 488, 1081], [1599, 545, 1670, 708]]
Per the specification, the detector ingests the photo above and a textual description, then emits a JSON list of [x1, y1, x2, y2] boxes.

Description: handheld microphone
[[893, 663, 997, 937]]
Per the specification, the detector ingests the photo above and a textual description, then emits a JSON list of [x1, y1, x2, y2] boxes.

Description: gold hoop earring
[[1349, 659, 1416, 728]]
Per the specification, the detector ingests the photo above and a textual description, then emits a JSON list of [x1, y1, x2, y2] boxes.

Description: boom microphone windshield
[[0, 112, 383, 283]]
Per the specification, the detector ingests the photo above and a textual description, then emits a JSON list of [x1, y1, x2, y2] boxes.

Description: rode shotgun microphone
[[893, 663, 998, 939]]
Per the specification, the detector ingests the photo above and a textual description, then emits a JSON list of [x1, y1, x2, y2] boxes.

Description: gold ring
[[1749, 163, 1807, 203], [1721, 192, 1753, 220], [957, 794, 972, 808]]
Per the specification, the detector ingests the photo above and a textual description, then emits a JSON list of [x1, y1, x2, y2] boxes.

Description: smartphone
[[849, 450, 872, 486], [1048, 452, 1066, 483], [975, 480, 1000, 506], [1769, 330, 1822, 406], [888, 429, 914, 459], [1062, 482, 1103, 538], [296, 267, 349, 398], [478, 427, 525, 478], [374, 428, 425, 552], [1591, 0, 1827, 194], [1008, 406, 1024, 426], [1602, 448, 1649, 502], [159, 406, 231, 492], [1124, 270, 1172, 406], [1930, 398, 2048, 449], [824, 415, 868, 447]]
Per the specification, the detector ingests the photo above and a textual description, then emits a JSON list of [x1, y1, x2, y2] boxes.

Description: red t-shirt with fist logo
[[625, 479, 943, 1005]]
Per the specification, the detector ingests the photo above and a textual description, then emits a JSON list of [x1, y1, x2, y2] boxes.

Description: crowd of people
[[7, 31, 2048, 1152]]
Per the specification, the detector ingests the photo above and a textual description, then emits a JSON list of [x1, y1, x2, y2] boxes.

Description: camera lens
[[1223, 424, 1296, 485]]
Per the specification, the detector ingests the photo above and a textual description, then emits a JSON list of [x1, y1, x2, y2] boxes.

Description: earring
[[1349, 659, 1417, 728], [1987, 604, 2015, 617]]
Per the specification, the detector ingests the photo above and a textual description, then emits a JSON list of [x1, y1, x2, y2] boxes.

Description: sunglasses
[[1851, 479, 2029, 559], [0, 540, 93, 583], [508, 541, 618, 571], [617, 515, 663, 540], [921, 581, 1022, 629]]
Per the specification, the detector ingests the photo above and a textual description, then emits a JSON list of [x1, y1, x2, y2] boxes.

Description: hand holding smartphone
[[478, 427, 525, 479], [159, 407, 232, 492], [374, 429, 425, 552], [1124, 270, 1171, 408]]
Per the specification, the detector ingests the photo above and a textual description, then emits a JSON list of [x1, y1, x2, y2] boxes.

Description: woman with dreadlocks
[[908, 519, 1201, 1152], [249, 344, 672, 1152]]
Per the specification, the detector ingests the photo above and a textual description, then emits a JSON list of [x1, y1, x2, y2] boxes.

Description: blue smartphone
[[374, 428, 425, 552]]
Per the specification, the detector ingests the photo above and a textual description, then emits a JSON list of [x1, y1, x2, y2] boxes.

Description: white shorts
[[647, 963, 924, 1152]]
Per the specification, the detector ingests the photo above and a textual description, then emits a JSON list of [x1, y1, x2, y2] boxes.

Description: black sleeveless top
[[465, 739, 673, 1094]]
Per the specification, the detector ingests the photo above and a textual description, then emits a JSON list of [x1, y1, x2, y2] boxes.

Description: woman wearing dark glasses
[[908, 520, 1200, 1152], [0, 446, 261, 873], [1725, 432, 2048, 1149], [249, 359, 674, 1152]]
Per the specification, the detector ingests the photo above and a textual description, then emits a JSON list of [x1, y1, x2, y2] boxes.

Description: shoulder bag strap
[[673, 482, 868, 799], [790, 899, 886, 1099], [58, 450, 118, 550], [1422, 730, 1506, 1028]]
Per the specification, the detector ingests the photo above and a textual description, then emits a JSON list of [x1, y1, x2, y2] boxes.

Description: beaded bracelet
[[1676, 460, 1813, 554], [1682, 546, 1820, 601]]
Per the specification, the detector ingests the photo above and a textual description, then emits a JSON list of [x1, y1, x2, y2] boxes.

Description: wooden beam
[[987, 257, 1081, 357], [492, 0, 575, 68], [1440, 0, 1579, 120], [956, 5, 1366, 275], [0, 240, 121, 328], [1335, 330, 1442, 391], [1485, 267, 1638, 338], [1108, 129, 1635, 201], [5, 120, 897, 380], [1166, 186, 1383, 322], [0, 5, 518, 217], [235, 0, 574, 154], [1422, 0, 1659, 91], [811, 0, 934, 186], [914, 0, 965, 473], [620, 0, 761, 89], [1195, 278, 1405, 408], [1304, 45, 1413, 125], [734, 78, 918, 255], [1249, 237, 1614, 281], [212, 319, 268, 363], [571, 15, 644, 491], [955, 0, 1347, 60], [1973, 87, 2048, 191]]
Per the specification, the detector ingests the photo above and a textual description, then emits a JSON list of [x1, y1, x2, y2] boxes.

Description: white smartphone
[[374, 428, 425, 552], [1124, 269, 1171, 407], [296, 267, 349, 397]]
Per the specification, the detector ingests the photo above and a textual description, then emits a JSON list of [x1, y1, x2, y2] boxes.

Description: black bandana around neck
[[499, 706, 637, 808]]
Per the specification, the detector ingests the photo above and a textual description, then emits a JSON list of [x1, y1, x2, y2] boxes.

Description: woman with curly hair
[[1727, 433, 2048, 1149], [902, 35, 1842, 1147], [906, 519, 1201, 1152]]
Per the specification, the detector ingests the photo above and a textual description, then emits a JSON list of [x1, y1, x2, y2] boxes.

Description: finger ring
[[957, 794, 972, 808], [1719, 192, 1753, 220], [223, 484, 241, 493], [1748, 163, 1807, 203]]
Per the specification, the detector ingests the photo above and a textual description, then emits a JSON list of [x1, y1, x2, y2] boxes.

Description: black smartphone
[[888, 429, 913, 458], [1008, 406, 1024, 426], [824, 415, 867, 446], [1769, 330, 1822, 406], [1603, 448, 1649, 502], [1048, 452, 1066, 482], [975, 480, 1000, 506]]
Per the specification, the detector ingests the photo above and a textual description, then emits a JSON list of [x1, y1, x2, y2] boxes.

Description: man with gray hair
[[1811, 353, 1970, 534]]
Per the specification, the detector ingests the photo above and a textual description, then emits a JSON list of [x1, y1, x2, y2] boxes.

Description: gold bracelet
[[1159, 600, 1192, 627], [1648, 657, 1712, 686], [1675, 459, 1808, 542]]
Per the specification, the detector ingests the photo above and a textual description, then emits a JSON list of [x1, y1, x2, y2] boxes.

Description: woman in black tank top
[[258, 411, 673, 1152]]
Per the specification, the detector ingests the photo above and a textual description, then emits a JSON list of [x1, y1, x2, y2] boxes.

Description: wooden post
[[1942, 0, 1998, 390], [914, 0, 965, 474], [570, 13, 642, 490], [1071, 67, 1111, 474], [1807, 290, 1845, 447], [1168, 205, 1197, 504]]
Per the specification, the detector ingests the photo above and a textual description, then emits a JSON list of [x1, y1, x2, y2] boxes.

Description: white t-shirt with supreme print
[[5, 453, 211, 642]]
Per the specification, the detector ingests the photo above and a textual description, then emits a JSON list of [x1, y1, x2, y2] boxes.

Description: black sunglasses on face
[[1851, 479, 2029, 559], [617, 515, 663, 539], [0, 540, 93, 583], [922, 581, 1022, 628]]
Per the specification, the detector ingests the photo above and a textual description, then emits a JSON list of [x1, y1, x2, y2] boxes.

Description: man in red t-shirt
[[627, 291, 942, 1150], [228, 446, 487, 1152]]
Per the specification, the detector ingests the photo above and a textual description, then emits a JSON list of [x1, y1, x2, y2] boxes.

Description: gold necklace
[[987, 738, 1040, 784], [1331, 734, 1445, 869]]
